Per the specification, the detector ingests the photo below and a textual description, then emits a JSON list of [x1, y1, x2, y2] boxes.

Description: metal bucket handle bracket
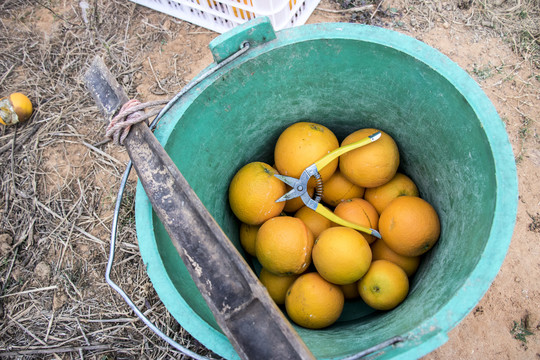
[[209, 16, 276, 63]]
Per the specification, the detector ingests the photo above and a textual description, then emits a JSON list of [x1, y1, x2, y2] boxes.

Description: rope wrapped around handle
[[105, 99, 169, 145]]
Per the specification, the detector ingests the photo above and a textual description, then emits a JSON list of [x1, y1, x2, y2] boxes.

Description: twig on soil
[[147, 56, 168, 95], [0, 123, 41, 155], [91, 138, 112, 147], [0, 286, 58, 299], [9, 316, 48, 345], [82, 141, 124, 166], [0, 246, 18, 293], [371, 0, 385, 20], [498, 0, 523, 14], [316, 4, 374, 13], [35, 200, 106, 246], [187, 31, 215, 35], [35, 0, 79, 26], [0, 64, 14, 87], [56, 222, 76, 272], [9, 125, 17, 193], [44, 312, 54, 343], [63, 272, 84, 300], [0, 344, 112, 357], [76, 317, 91, 346]]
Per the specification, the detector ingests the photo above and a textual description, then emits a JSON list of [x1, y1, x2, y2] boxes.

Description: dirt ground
[[0, 0, 539, 359]]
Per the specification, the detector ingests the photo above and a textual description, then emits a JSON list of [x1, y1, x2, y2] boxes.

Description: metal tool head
[[84, 55, 129, 120], [274, 163, 323, 211], [369, 131, 382, 142], [274, 174, 305, 202], [273, 174, 299, 193]]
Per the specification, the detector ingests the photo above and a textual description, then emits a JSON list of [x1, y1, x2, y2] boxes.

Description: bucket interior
[[135, 24, 515, 359]]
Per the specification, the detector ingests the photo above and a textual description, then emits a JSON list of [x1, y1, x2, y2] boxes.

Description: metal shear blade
[[274, 174, 309, 202]]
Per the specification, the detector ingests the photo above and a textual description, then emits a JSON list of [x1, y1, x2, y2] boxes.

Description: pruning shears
[[275, 131, 382, 239]]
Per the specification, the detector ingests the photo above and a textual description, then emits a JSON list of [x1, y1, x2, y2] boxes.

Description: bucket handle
[[341, 336, 404, 360], [107, 162, 208, 359]]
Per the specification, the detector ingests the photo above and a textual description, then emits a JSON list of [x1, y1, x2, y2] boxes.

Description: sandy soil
[[0, 0, 539, 358], [408, 19, 540, 360]]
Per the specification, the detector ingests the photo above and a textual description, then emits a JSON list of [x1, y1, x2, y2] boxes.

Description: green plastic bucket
[[134, 18, 517, 359]]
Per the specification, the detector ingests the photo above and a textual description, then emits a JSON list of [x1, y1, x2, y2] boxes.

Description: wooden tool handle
[[124, 122, 315, 360]]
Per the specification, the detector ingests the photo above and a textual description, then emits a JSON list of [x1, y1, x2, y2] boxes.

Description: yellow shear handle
[[315, 203, 379, 238], [314, 132, 381, 172]]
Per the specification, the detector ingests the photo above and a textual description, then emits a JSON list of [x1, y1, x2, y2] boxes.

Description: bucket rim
[[135, 22, 518, 359]]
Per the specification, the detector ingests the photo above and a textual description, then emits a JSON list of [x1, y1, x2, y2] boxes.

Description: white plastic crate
[[129, 0, 322, 33]]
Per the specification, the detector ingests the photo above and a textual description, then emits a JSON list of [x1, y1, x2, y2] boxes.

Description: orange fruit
[[255, 216, 314, 275], [322, 169, 365, 207], [283, 184, 314, 213], [364, 173, 419, 214], [379, 196, 441, 257], [371, 239, 420, 277], [285, 272, 344, 329], [333, 198, 379, 244], [274, 122, 339, 183], [294, 206, 332, 238], [228, 162, 286, 225], [0, 92, 33, 126], [339, 128, 399, 188], [358, 260, 409, 311], [239, 223, 260, 256], [258, 268, 299, 305], [312, 227, 372, 285], [340, 281, 360, 300]]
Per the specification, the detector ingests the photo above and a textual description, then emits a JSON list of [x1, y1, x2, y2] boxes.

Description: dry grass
[[332, 0, 539, 67], [0, 0, 538, 359], [0, 0, 218, 358], [407, 0, 540, 67]]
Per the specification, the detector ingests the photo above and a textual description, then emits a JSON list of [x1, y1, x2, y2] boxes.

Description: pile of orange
[[228, 122, 440, 329]]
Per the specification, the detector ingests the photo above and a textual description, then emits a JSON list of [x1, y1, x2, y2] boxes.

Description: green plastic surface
[[135, 19, 518, 360], [209, 16, 277, 63]]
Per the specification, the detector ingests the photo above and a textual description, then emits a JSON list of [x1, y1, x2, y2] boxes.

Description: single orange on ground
[[340, 281, 360, 300], [294, 206, 332, 238], [364, 173, 419, 214], [285, 272, 344, 329], [322, 169, 365, 207], [283, 184, 314, 213], [333, 198, 379, 244], [358, 260, 409, 311], [258, 268, 299, 305], [371, 238, 420, 277], [312, 227, 372, 285], [256, 216, 314, 275], [228, 162, 286, 225], [274, 122, 339, 183], [379, 196, 441, 257], [0, 92, 33, 126], [239, 223, 260, 256], [339, 128, 399, 188]]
